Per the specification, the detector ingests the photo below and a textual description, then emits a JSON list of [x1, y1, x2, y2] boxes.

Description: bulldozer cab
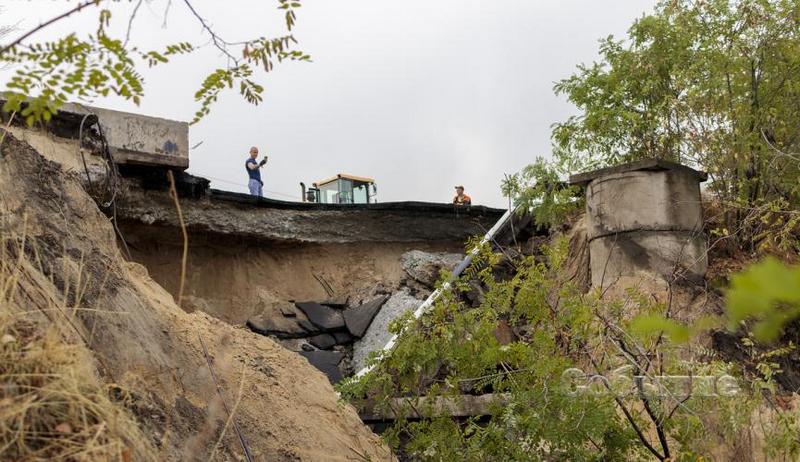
[[307, 174, 376, 204]]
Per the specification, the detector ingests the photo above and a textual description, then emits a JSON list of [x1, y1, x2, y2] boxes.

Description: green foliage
[[2, 13, 145, 125], [191, 34, 310, 123], [726, 257, 800, 341], [0, 1, 310, 125], [629, 315, 692, 343], [551, 0, 800, 251], [627, 256, 800, 458], [501, 157, 581, 230], [340, 238, 800, 460], [630, 314, 719, 344], [340, 240, 639, 460]]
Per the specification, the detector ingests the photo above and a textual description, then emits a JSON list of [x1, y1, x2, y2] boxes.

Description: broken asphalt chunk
[[279, 305, 298, 317], [246, 313, 308, 339], [297, 319, 320, 333], [332, 331, 353, 345], [299, 350, 344, 384], [343, 295, 389, 338], [308, 333, 337, 350], [295, 301, 346, 331]]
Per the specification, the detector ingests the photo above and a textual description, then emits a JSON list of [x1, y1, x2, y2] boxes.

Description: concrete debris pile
[[400, 250, 464, 287], [247, 297, 389, 383], [245, 250, 464, 382], [352, 288, 425, 372]]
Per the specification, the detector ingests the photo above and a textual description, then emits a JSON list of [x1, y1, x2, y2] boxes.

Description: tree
[[0, 0, 310, 125], [339, 238, 800, 460], [552, 0, 800, 254]]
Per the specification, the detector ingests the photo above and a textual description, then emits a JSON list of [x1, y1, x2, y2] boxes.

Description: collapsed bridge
[[114, 172, 511, 382], [4, 103, 716, 454], [6, 103, 523, 384]]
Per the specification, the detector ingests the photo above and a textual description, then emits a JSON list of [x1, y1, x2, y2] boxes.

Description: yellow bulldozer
[[301, 174, 377, 204]]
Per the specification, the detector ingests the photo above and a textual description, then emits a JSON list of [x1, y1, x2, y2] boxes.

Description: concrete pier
[[570, 159, 708, 289]]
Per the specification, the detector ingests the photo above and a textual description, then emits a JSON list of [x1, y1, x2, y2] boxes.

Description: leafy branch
[[1, 0, 310, 125]]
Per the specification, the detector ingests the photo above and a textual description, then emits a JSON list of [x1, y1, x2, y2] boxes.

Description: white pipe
[[355, 206, 518, 378]]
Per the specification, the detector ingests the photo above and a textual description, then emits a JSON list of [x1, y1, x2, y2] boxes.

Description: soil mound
[[0, 133, 393, 461]]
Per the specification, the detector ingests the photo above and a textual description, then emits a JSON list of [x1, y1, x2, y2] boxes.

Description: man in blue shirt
[[245, 146, 268, 197]]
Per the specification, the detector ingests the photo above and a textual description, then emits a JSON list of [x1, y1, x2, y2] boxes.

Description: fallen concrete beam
[[357, 393, 510, 422], [61, 103, 190, 169]]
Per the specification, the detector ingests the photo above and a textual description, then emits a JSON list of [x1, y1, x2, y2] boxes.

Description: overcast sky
[[2, 1, 656, 207]]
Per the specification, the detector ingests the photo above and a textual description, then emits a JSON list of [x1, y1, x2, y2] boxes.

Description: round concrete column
[[571, 161, 708, 289]]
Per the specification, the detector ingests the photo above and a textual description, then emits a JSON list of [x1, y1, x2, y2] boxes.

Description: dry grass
[[0, 230, 157, 461]]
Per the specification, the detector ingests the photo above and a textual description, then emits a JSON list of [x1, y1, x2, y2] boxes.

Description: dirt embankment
[[0, 133, 394, 461]]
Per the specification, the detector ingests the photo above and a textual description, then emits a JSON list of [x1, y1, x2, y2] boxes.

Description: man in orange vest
[[453, 185, 472, 206]]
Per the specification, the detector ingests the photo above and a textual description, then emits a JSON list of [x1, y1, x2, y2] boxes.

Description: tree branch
[[182, 0, 239, 65], [636, 377, 671, 460], [588, 354, 665, 460], [0, 0, 102, 56], [161, 0, 173, 28], [122, 0, 144, 47]]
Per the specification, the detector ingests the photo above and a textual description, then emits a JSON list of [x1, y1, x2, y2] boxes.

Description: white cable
[[354, 205, 518, 378]]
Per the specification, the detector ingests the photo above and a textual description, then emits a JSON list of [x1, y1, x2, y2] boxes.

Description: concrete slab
[[343, 295, 389, 338], [352, 289, 423, 371], [308, 333, 337, 350], [297, 319, 320, 334], [295, 302, 346, 331], [299, 350, 344, 384], [245, 313, 307, 339], [333, 331, 353, 345], [61, 103, 189, 169]]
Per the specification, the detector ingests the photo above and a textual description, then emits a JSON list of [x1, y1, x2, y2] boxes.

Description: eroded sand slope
[[0, 133, 394, 461]]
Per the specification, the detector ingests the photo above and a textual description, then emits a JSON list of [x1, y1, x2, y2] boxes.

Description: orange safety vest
[[453, 194, 472, 205]]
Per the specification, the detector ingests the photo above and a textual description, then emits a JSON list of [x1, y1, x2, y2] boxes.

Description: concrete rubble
[[243, 245, 468, 380], [352, 288, 425, 372], [257, 250, 468, 379], [245, 296, 396, 383], [299, 350, 346, 384], [296, 302, 347, 331], [344, 295, 390, 338], [400, 250, 464, 288]]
